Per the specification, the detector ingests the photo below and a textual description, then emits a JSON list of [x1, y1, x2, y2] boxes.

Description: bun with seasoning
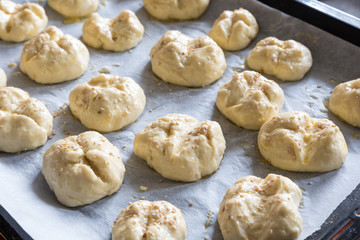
[[42, 131, 125, 207], [133, 113, 226, 182], [258, 111, 347, 172], [20, 26, 89, 84], [48, 0, 99, 17], [69, 74, 146, 132], [112, 200, 186, 240], [218, 174, 302, 240], [0, 87, 53, 153]]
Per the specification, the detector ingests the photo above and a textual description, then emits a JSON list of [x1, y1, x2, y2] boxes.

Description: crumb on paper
[[169, 88, 172, 92], [64, 121, 67, 125], [328, 78, 336, 84], [157, 82, 162, 86], [132, 195, 137, 199], [52, 130, 56, 135], [320, 109, 327, 113], [98, 67, 111, 74], [101, 0, 106, 6], [122, 145, 126, 149], [128, 50, 132, 53], [13, 71, 21, 77], [307, 182, 313, 185], [113, 63, 120, 67], [352, 133, 360, 139], [205, 210, 214, 229], [52, 112, 60, 118], [48, 136, 53, 140], [189, 202, 194, 207], [140, 196, 145, 200], [149, 109, 152, 112], [140, 186, 148, 191], [64, 131, 71, 135], [8, 62, 16, 67], [204, 235, 209, 240], [158, 179, 163, 183]]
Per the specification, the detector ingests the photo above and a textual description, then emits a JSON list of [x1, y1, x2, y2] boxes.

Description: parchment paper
[[1, 0, 360, 239]]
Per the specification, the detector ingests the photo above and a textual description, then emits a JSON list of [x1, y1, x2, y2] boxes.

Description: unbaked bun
[[209, 8, 258, 51], [216, 71, 284, 130], [112, 200, 186, 240], [82, 11, 144, 52], [329, 78, 360, 127], [133, 114, 226, 182], [48, 0, 99, 17], [20, 26, 89, 84], [258, 111, 347, 172], [247, 37, 312, 81], [0, 0, 48, 42], [143, 0, 209, 20], [150, 30, 226, 87], [218, 174, 302, 240], [69, 74, 146, 132], [0, 68, 6, 88], [0, 87, 52, 153], [42, 131, 125, 207]]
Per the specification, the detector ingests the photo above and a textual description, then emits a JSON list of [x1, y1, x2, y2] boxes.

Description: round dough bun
[[329, 78, 360, 127], [42, 131, 125, 207], [258, 111, 348, 172], [150, 30, 226, 87], [247, 37, 312, 81], [216, 71, 284, 130], [133, 114, 226, 182], [112, 200, 186, 240], [20, 26, 89, 84], [0, 87, 53, 153], [69, 74, 146, 132], [0, 68, 6, 88], [143, 0, 209, 20], [209, 8, 258, 51], [82, 11, 144, 52], [48, 0, 99, 17], [218, 174, 302, 240], [0, 0, 48, 42]]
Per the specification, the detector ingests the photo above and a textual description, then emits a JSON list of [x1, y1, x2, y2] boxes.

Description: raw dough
[[20, 26, 89, 84], [329, 78, 360, 127], [247, 37, 312, 81], [258, 111, 347, 172], [69, 74, 146, 132], [216, 71, 284, 130], [42, 131, 125, 207], [133, 114, 226, 182], [209, 8, 258, 51], [0, 68, 6, 88], [218, 174, 302, 240], [82, 11, 144, 52], [0, 87, 52, 153], [112, 200, 186, 240], [150, 30, 226, 87], [0, 0, 48, 42], [48, 0, 99, 17], [143, 0, 209, 20]]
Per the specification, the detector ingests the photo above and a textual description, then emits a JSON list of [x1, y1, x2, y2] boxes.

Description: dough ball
[[134, 114, 226, 182], [20, 26, 89, 84], [143, 0, 209, 20], [112, 200, 186, 240], [48, 0, 99, 17], [218, 174, 302, 240], [69, 74, 146, 132], [216, 71, 284, 130], [329, 78, 360, 127], [0, 68, 6, 88], [258, 111, 347, 172], [0, 0, 48, 42], [42, 131, 125, 207], [209, 8, 258, 51], [247, 37, 312, 81], [0, 87, 53, 153], [150, 30, 226, 87], [82, 11, 144, 52]]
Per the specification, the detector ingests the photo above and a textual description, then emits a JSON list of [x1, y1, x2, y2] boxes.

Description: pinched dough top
[[112, 200, 186, 240], [329, 78, 360, 127], [216, 71, 284, 130], [258, 111, 348, 172], [42, 131, 125, 207], [209, 8, 258, 51], [133, 114, 226, 182], [0, 87, 52, 153], [150, 30, 226, 87], [20, 26, 89, 84], [143, 0, 209, 20], [0, 0, 48, 42], [82, 11, 144, 52], [247, 37, 312, 81], [48, 0, 99, 17], [69, 74, 146, 132], [218, 174, 302, 240]]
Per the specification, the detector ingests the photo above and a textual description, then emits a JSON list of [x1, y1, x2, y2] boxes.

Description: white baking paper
[[1, 0, 360, 239]]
